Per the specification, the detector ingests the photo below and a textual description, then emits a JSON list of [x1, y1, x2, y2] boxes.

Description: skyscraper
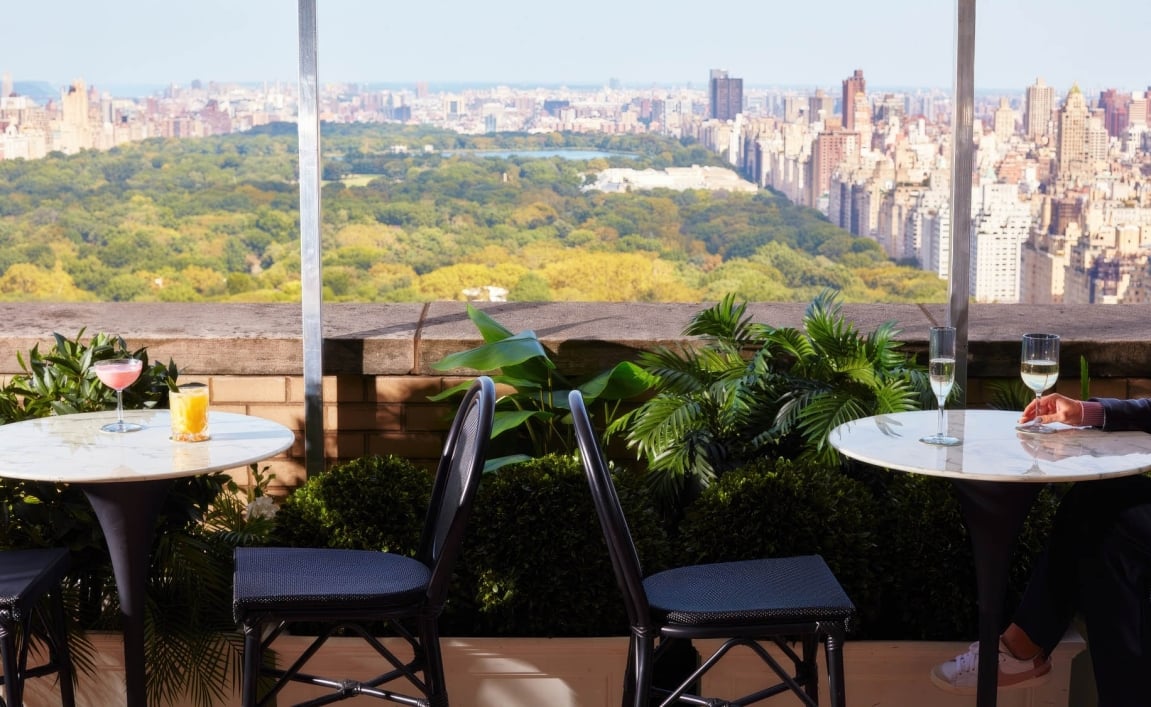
[[1025, 78, 1055, 141], [709, 69, 743, 121], [808, 89, 834, 125], [1056, 85, 1090, 183], [1098, 88, 1131, 138], [992, 97, 1015, 145], [842, 69, 865, 131]]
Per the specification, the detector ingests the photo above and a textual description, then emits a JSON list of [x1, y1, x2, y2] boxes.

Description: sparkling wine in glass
[[920, 326, 961, 446], [94, 358, 144, 432], [1016, 333, 1060, 434]]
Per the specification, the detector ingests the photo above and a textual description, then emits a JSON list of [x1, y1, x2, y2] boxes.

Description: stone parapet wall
[[2, 302, 1149, 492]]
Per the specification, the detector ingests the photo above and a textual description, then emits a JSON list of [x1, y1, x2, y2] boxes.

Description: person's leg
[[1079, 495, 1151, 707], [933, 476, 1151, 694], [1008, 480, 1123, 657]]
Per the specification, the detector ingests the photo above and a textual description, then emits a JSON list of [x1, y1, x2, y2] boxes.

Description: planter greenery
[[677, 457, 881, 632], [430, 303, 652, 469], [271, 454, 433, 552], [610, 289, 928, 510], [455, 453, 673, 637]]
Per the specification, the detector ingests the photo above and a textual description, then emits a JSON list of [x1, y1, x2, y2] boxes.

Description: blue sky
[[4, 1, 1148, 95]]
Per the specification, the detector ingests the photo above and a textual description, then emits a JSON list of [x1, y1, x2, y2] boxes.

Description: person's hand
[[1019, 393, 1084, 426]]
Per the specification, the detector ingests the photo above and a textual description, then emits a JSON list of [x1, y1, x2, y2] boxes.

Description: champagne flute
[[1016, 333, 1060, 434], [920, 326, 961, 446], [93, 358, 144, 432]]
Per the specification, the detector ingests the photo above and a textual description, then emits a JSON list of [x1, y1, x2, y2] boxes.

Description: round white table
[[0, 409, 295, 707], [830, 409, 1151, 707]]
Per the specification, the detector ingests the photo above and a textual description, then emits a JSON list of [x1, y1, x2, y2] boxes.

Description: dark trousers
[[1013, 475, 1151, 707]]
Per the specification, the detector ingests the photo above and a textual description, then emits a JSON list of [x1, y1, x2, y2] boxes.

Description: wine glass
[[920, 326, 961, 446], [1016, 333, 1060, 434], [93, 358, 144, 432]]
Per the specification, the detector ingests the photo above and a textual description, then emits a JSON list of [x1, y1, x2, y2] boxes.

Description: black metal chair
[[0, 547, 76, 707], [569, 390, 854, 707], [233, 376, 495, 707]]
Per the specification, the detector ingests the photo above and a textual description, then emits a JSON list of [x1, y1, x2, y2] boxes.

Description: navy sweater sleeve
[[1095, 397, 1151, 433]]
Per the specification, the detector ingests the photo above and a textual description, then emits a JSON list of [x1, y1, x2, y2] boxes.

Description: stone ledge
[[0, 302, 1146, 380]]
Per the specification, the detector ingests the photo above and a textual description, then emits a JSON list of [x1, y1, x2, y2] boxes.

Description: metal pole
[[297, 0, 324, 477], [949, 0, 976, 408]]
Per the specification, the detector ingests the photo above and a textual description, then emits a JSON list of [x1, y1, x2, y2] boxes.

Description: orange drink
[[170, 384, 210, 442]]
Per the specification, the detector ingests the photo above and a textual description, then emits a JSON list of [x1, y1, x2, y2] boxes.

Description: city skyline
[[5, 1, 1151, 95]]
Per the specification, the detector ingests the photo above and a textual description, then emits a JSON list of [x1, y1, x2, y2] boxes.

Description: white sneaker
[[930, 639, 1052, 694]]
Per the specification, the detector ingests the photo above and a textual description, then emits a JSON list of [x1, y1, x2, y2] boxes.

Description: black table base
[[951, 479, 1044, 707], [81, 479, 174, 707]]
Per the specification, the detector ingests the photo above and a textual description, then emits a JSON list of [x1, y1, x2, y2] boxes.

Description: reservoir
[[443, 149, 637, 160]]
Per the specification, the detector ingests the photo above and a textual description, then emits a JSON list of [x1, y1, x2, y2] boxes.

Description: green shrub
[[271, 455, 434, 553], [677, 457, 881, 633], [450, 453, 674, 637]]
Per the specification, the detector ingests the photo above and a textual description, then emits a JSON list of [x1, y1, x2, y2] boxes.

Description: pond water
[[443, 149, 637, 160]]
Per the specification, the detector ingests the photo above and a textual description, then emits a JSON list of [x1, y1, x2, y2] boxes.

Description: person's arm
[[1094, 397, 1151, 433]]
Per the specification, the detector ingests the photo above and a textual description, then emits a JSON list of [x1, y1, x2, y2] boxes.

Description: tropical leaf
[[429, 308, 649, 460], [573, 361, 654, 403], [465, 303, 516, 342], [431, 330, 554, 373]]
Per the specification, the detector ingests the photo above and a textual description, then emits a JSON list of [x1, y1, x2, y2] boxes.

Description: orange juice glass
[[170, 384, 210, 442]]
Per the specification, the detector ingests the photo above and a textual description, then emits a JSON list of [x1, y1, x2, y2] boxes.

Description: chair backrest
[[569, 390, 652, 629], [419, 376, 495, 610]]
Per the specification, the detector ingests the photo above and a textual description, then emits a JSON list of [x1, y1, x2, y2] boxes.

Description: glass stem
[[937, 398, 945, 436], [116, 390, 125, 425]]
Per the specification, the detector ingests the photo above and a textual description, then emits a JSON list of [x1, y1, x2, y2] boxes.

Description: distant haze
[[4, 1, 1150, 94]]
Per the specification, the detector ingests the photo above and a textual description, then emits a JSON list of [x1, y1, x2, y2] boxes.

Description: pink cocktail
[[93, 358, 144, 432]]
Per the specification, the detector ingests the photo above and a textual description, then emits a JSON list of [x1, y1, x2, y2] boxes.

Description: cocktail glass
[[169, 383, 210, 442], [93, 358, 144, 432]]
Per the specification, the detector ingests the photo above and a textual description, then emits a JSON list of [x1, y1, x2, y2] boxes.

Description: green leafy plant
[[430, 304, 652, 469], [611, 290, 926, 509], [1, 330, 176, 422], [202, 463, 279, 547]]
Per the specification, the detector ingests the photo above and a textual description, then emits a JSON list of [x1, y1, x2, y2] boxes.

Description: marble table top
[[0, 410, 295, 483], [829, 409, 1151, 482]]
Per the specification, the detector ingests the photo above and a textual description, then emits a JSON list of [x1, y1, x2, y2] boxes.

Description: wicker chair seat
[[646, 555, 856, 627], [233, 548, 431, 617]]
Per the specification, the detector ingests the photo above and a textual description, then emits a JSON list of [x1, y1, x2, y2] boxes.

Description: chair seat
[[233, 547, 431, 619], [0, 548, 71, 622], [644, 555, 855, 626]]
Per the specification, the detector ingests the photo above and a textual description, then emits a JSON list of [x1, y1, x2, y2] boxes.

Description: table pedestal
[[81, 479, 174, 707], [951, 480, 1043, 707]]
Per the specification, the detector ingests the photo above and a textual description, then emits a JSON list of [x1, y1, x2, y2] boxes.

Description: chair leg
[[0, 618, 21, 707], [824, 626, 848, 707], [801, 634, 819, 704], [419, 618, 450, 707], [630, 636, 654, 707], [240, 621, 263, 707], [50, 591, 76, 707]]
